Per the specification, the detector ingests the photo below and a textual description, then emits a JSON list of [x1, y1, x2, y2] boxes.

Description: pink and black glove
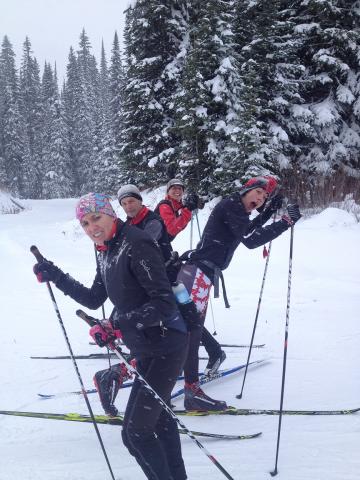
[[89, 320, 122, 348], [33, 259, 64, 283]]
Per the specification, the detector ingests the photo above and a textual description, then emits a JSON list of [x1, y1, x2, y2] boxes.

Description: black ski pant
[[122, 339, 188, 480], [177, 264, 221, 384]]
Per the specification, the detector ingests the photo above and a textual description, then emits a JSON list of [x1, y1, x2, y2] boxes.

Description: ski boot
[[184, 382, 227, 411], [204, 349, 226, 376], [93, 363, 132, 416]]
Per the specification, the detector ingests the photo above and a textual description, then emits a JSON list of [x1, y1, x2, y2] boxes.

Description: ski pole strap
[[197, 260, 230, 309]]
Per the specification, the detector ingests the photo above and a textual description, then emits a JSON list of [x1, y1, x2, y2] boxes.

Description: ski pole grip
[[30, 245, 44, 262], [76, 309, 97, 327]]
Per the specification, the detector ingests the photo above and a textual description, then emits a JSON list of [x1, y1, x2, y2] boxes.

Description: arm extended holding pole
[[30, 246, 117, 480]]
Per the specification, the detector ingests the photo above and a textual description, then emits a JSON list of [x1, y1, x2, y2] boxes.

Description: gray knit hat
[[117, 184, 143, 203], [166, 178, 185, 192]]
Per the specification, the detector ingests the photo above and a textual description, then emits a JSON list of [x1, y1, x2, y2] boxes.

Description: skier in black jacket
[[177, 176, 302, 411], [117, 184, 177, 282], [117, 183, 201, 331], [33, 192, 188, 480]]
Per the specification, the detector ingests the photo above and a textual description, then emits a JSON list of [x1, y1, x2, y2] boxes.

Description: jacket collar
[[165, 195, 182, 211], [129, 206, 149, 225]]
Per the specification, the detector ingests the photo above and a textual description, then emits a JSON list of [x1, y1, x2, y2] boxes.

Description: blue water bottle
[[172, 282, 192, 304]]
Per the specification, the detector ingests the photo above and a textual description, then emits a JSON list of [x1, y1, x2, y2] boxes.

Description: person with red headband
[[33, 192, 188, 480], [177, 176, 301, 411]]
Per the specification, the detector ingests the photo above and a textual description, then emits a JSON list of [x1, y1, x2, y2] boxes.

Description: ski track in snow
[[0, 197, 360, 479]]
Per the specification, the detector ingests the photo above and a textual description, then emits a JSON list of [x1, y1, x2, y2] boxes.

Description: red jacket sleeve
[[158, 203, 192, 238]]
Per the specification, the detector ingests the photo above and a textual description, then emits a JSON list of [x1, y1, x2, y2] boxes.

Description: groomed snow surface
[[0, 194, 359, 480]]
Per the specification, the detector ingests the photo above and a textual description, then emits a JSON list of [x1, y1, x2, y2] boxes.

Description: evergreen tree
[[286, 0, 360, 202], [109, 31, 125, 179], [0, 35, 29, 196], [19, 37, 43, 197], [92, 41, 119, 193], [121, 0, 189, 187], [63, 31, 100, 194], [41, 63, 73, 198], [175, 0, 242, 195], [232, 0, 286, 184]]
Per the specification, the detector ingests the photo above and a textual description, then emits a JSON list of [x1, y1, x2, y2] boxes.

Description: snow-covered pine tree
[[41, 63, 73, 198], [175, 0, 243, 196], [19, 37, 43, 197], [232, 0, 284, 185], [63, 31, 101, 194], [91, 41, 120, 193], [109, 32, 124, 166], [62, 47, 79, 192], [108, 31, 126, 189], [281, 0, 360, 204], [121, 0, 188, 187], [0, 35, 30, 197]]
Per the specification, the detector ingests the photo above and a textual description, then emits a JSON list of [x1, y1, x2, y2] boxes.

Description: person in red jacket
[[155, 178, 199, 241]]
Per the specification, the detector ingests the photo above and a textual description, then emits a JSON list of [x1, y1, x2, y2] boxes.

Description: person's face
[[120, 197, 143, 218], [80, 212, 115, 245], [168, 185, 184, 202], [241, 188, 268, 213]]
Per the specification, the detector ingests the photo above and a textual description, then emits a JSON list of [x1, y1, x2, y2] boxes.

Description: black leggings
[[122, 345, 187, 480]]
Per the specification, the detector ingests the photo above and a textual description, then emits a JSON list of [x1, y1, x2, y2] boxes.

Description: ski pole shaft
[[30, 246, 117, 480], [77, 309, 235, 480], [190, 214, 194, 249], [270, 225, 294, 476], [195, 211, 217, 335], [93, 245, 113, 367], [236, 213, 276, 400], [236, 240, 272, 399], [93, 245, 106, 319]]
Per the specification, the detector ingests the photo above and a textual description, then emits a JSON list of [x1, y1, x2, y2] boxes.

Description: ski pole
[[94, 245, 106, 320], [77, 309, 236, 480], [30, 246, 117, 480], [270, 225, 294, 476], [236, 213, 276, 399], [195, 210, 217, 335], [93, 245, 112, 368], [190, 214, 194, 249]]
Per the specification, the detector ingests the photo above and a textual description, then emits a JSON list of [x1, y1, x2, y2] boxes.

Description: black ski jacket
[[126, 207, 180, 284], [55, 220, 187, 358], [188, 192, 289, 276]]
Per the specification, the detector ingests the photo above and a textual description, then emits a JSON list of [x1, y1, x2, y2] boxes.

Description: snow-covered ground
[[1, 193, 359, 480]]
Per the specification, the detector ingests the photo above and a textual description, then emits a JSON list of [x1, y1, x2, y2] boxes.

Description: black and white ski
[[0, 410, 261, 440], [170, 406, 360, 416]]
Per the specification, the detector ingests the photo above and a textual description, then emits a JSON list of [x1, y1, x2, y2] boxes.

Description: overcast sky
[[0, 0, 131, 82]]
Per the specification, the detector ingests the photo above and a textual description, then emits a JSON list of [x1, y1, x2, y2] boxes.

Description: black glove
[[269, 193, 284, 212], [33, 259, 64, 283], [183, 193, 200, 212], [286, 204, 301, 224], [257, 192, 283, 214]]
